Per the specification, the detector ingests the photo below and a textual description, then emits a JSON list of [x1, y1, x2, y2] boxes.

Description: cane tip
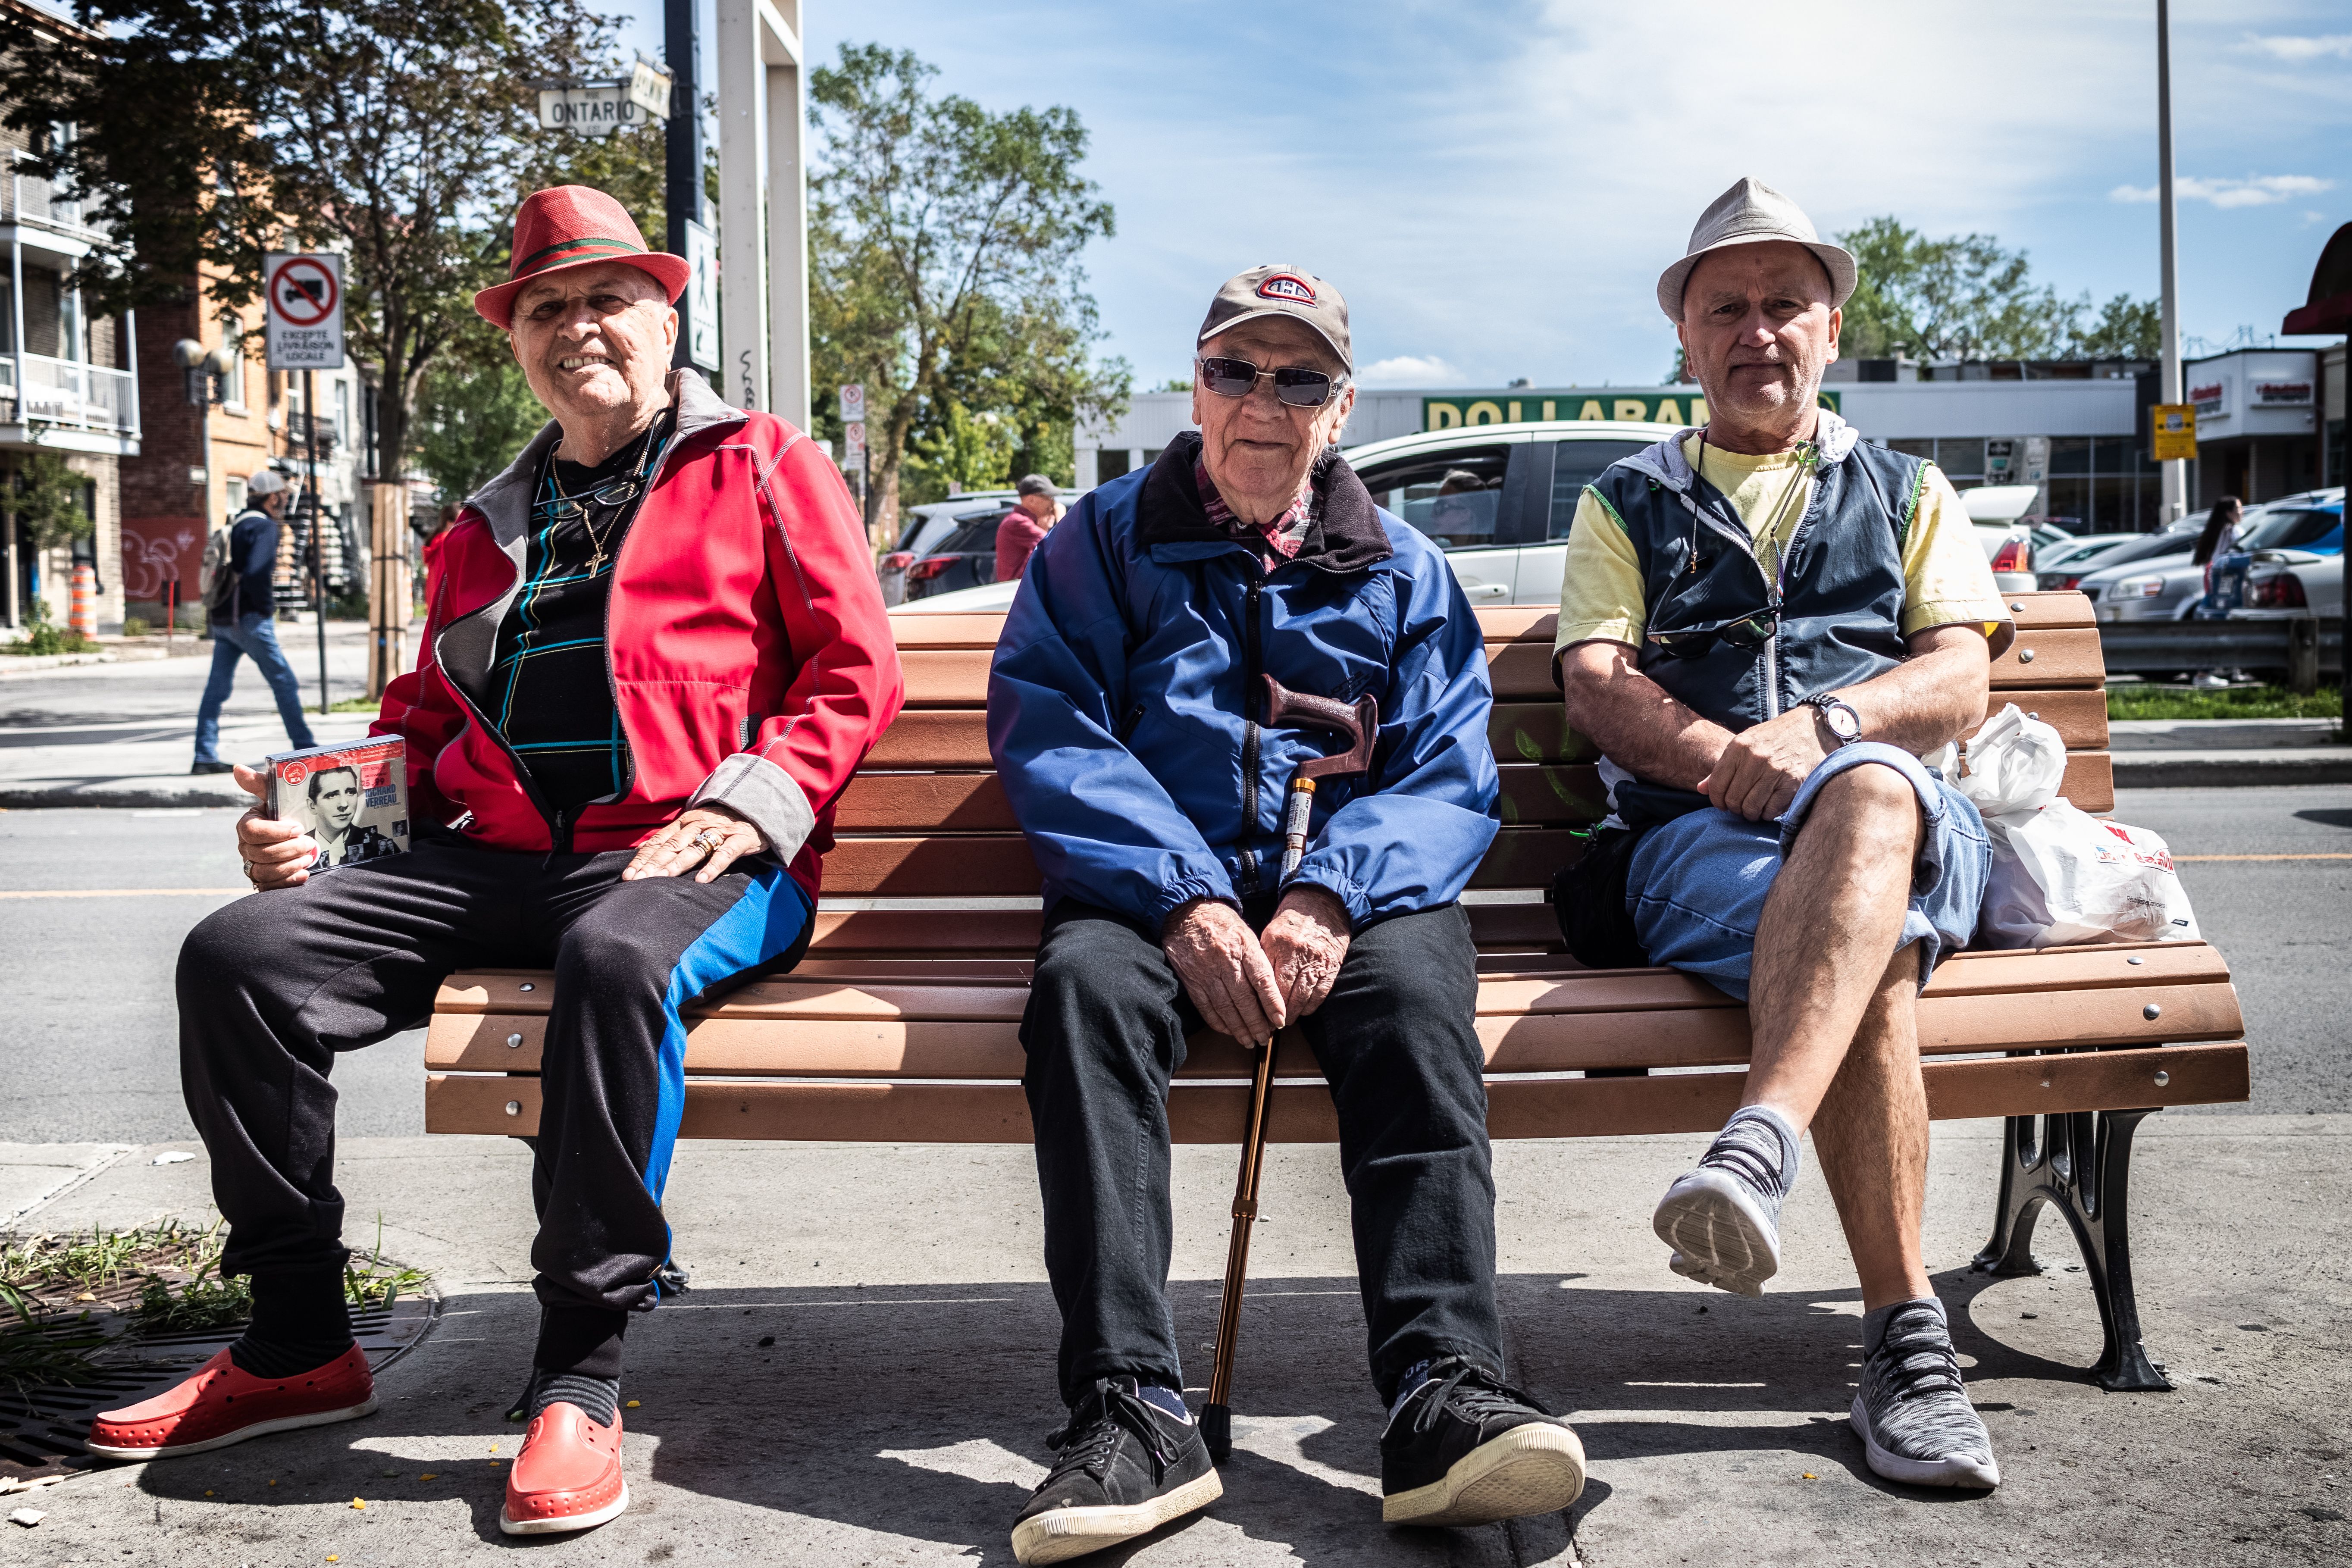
[[1200, 1402, 1231, 1464]]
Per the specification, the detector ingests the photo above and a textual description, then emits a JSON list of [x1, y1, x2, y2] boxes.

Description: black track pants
[[1020, 898, 1503, 1408], [178, 839, 812, 1319]]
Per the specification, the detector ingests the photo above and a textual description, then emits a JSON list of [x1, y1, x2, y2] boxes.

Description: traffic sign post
[[838, 383, 865, 424], [263, 252, 345, 711], [2152, 404, 2197, 463], [263, 253, 345, 372]]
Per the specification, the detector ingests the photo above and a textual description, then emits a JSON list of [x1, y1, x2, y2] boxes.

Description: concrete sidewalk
[[2108, 717, 2351, 786], [3, 1120, 2346, 1565]]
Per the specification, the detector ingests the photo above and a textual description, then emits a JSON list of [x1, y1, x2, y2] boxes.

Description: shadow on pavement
[[109, 1269, 2092, 1556]]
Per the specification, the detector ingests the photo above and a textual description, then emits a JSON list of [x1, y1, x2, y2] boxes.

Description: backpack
[[197, 521, 235, 611]]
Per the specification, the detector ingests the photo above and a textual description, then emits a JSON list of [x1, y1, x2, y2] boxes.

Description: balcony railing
[[2, 353, 137, 434], [9, 168, 110, 241]]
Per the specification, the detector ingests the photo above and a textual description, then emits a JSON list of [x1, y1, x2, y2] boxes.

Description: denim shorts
[[1623, 742, 1990, 1002]]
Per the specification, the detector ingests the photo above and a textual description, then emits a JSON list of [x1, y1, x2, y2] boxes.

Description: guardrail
[[2099, 617, 2342, 678]]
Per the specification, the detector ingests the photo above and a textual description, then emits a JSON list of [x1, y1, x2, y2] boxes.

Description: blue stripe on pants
[[644, 865, 813, 1214]]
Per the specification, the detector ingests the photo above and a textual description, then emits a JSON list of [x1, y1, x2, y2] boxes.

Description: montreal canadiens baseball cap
[[1197, 264, 1352, 374]]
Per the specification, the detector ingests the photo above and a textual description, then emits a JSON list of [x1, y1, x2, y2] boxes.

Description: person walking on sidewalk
[[994, 473, 1065, 582], [191, 468, 316, 773], [1553, 178, 2013, 1491], [88, 186, 905, 1539], [987, 264, 1584, 1564]]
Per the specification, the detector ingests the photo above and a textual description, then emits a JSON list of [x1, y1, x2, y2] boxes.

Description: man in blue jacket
[[988, 266, 1585, 1563], [192, 468, 317, 773]]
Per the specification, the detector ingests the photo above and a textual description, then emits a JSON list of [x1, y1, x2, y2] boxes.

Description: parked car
[[2211, 494, 2343, 616], [883, 490, 1082, 604], [2073, 511, 2233, 621], [1959, 485, 2039, 593], [2034, 533, 2144, 591], [2231, 551, 2345, 620]]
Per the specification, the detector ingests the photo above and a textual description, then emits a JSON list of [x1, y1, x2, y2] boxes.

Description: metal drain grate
[[0, 1295, 438, 1480]]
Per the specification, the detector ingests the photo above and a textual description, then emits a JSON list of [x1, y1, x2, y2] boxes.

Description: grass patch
[[328, 696, 379, 714], [2106, 684, 2343, 722], [0, 1218, 430, 1386]]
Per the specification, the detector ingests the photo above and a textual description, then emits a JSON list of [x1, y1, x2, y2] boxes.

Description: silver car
[[2077, 516, 2221, 623]]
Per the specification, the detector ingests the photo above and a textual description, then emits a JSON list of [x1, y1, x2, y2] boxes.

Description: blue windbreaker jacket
[[987, 436, 1500, 932]]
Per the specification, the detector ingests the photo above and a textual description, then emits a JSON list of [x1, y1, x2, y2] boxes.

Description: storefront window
[[2048, 436, 2092, 475]]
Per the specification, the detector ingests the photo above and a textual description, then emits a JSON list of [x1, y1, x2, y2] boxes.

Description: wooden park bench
[[424, 593, 2249, 1392]]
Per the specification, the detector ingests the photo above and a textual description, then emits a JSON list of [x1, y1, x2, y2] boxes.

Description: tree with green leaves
[[1832, 217, 2160, 363], [9, 452, 95, 552], [0, 0, 613, 481], [808, 44, 1128, 541]]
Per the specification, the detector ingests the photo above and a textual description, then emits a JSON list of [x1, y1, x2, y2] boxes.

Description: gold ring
[[690, 827, 726, 856]]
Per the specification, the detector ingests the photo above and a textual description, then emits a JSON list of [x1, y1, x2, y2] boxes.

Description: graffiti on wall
[[121, 516, 207, 602]]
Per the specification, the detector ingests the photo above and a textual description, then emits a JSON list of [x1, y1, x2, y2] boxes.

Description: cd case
[[263, 737, 410, 872]]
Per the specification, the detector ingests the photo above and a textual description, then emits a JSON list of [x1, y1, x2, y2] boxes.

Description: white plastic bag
[[1977, 803, 2201, 948], [1943, 704, 2201, 948]]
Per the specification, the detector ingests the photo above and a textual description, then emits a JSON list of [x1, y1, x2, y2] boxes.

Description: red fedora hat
[[473, 185, 690, 330]]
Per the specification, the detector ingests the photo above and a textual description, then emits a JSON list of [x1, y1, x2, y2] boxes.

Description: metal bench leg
[[1973, 1106, 2171, 1393]]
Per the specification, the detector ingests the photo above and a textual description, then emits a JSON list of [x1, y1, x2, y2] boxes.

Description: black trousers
[[1020, 898, 1503, 1408], [178, 839, 812, 1352]]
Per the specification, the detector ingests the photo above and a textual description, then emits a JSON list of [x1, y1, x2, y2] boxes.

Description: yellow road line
[[2173, 853, 2352, 862], [0, 888, 247, 898]]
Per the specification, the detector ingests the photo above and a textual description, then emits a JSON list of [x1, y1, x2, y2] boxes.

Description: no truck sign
[[263, 252, 345, 371]]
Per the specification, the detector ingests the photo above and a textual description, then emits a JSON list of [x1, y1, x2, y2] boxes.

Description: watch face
[[1828, 704, 1861, 739]]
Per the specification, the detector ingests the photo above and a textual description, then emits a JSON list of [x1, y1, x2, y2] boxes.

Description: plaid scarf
[[1195, 456, 1320, 570]]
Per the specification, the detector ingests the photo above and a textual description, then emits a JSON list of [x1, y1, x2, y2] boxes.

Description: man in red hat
[[89, 186, 904, 1537]]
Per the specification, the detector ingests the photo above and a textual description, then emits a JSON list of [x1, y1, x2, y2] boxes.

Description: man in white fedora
[[1553, 178, 2014, 1489]]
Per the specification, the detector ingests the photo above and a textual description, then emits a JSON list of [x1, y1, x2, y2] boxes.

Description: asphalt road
[[0, 784, 2344, 1143]]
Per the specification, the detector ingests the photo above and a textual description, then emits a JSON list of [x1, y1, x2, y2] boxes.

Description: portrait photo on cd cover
[[264, 737, 410, 872]]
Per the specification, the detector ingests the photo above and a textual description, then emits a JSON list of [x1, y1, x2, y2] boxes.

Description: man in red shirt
[[994, 473, 1065, 582], [88, 187, 903, 1539]]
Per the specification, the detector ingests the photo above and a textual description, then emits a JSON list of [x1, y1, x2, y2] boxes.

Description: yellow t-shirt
[[1552, 433, 2014, 663]]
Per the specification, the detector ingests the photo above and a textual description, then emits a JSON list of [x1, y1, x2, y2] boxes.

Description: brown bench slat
[[811, 826, 1591, 897], [426, 967, 2240, 1078], [792, 903, 1569, 959], [425, 1038, 2245, 1139], [430, 942, 2228, 1018], [851, 691, 2106, 774], [833, 764, 1612, 833], [897, 628, 2107, 707]]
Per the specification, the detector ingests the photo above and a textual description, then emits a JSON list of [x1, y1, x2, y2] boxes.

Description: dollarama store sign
[[1422, 389, 1838, 430]]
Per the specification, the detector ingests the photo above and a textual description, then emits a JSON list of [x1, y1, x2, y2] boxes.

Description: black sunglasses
[[1646, 609, 1778, 659], [1197, 355, 1342, 408]]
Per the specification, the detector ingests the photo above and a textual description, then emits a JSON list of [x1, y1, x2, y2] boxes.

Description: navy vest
[[1584, 416, 1931, 827]]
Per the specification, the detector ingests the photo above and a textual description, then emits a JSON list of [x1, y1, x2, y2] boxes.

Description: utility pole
[[2156, 0, 2187, 525], [665, 0, 707, 374], [305, 369, 328, 712]]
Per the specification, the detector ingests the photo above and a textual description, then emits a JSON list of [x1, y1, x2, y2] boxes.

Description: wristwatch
[[1803, 693, 1863, 747]]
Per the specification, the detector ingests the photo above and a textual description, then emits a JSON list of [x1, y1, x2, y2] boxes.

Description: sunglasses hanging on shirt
[[1645, 607, 1780, 659], [1196, 355, 1342, 408]]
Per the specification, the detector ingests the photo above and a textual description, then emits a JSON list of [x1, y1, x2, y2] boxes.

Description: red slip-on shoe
[[86, 1344, 376, 1460], [500, 1402, 628, 1536]]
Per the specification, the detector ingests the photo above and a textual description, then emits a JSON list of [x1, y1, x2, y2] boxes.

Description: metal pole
[[2156, 0, 2186, 526], [307, 369, 326, 713], [664, 0, 705, 373]]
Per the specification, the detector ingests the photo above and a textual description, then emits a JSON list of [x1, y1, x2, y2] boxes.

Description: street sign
[[263, 252, 345, 370], [537, 70, 669, 137], [2152, 404, 2197, 462], [838, 384, 865, 423], [683, 219, 719, 372], [842, 420, 867, 471]]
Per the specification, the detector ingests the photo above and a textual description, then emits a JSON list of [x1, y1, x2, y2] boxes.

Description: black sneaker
[[191, 761, 235, 775], [1379, 1357, 1585, 1527], [1010, 1378, 1222, 1565]]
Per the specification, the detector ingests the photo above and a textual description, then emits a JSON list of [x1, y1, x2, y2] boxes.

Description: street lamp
[[172, 338, 239, 527]]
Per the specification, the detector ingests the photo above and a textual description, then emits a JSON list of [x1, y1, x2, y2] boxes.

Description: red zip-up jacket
[[373, 372, 903, 904]]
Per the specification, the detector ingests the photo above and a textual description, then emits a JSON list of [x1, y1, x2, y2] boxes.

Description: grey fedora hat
[[1656, 177, 1857, 320]]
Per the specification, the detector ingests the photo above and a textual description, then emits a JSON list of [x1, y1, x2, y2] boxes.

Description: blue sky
[[618, 0, 2350, 390]]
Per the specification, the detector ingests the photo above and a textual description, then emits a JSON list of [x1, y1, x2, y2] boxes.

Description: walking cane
[[1201, 676, 1378, 1463]]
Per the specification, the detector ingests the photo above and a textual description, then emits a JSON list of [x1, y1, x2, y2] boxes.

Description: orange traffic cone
[[69, 562, 95, 636]]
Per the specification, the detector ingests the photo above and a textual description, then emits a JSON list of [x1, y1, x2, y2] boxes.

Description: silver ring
[[689, 826, 726, 856]]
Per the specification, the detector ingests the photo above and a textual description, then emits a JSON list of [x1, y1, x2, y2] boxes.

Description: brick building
[[0, 0, 141, 634]]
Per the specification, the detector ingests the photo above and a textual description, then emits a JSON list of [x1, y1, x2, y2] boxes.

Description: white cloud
[[1356, 354, 1467, 388], [2238, 33, 2352, 62], [2109, 174, 2337, 208]]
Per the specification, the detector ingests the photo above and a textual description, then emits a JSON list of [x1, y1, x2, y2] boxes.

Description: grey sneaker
[[1652, 1107, 1798, 1296], [1849, 1298, 2001, 1490]]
